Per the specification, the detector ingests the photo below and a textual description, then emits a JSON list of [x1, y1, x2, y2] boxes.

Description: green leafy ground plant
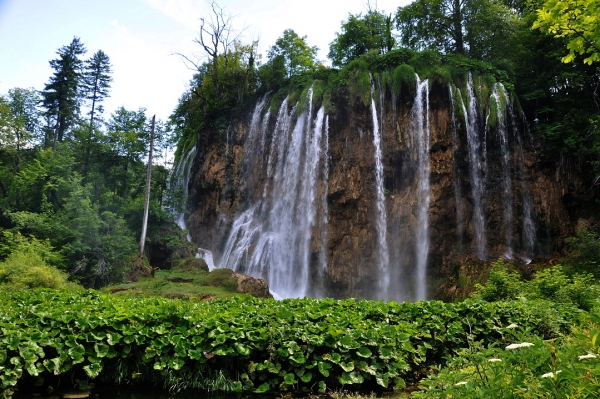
[[0, 290, 578, 397]]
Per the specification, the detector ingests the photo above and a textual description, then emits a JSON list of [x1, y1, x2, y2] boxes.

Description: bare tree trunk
[[140, 115, 155, 261]]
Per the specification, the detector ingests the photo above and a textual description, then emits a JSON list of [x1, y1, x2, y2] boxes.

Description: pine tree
[[82, 50, 112, 128], [41, 37, 86, 146]]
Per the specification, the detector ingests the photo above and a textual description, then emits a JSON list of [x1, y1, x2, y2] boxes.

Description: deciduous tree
[[533, 0, 600, 65], [329, 9, 395, 67]]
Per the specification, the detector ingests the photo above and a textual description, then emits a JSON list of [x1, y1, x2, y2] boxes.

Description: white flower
[[488, 358, 502, 362], [505, 342, 535, 350], [454, 381, 468, 386], [541, 370, 562, 378], [506, 323, 518, 329], [578, 354, 597, 360]]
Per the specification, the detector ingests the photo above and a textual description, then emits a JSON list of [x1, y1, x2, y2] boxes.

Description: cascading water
[[171, 145, 196, 234], [171, 145, 216, 269], [180, 68, 551, 301], [450, 85, 465, 251], [508, 100, 538, 260], [219, 87, 329, 298], [370, 78, 390, 299], [411, 76, 431, 300], [464, 73, 487, 259], [317, 116, 330, 288], [491, 83, 514, 257]]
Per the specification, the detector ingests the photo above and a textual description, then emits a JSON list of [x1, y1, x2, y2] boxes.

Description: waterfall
[[492, 84, 514, 257], [219, 87, 329, 298], [450, 85, 465, 252], [171, 145, 196, 233], [317, 116, 330, 285], [464, 73, 487, 259], [411, 76, 430, 300], [507, 100, 538, 261], [370, 78, 390, 299]]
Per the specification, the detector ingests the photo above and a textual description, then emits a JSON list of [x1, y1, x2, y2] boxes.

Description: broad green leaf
[[283, 373, 297, 385], [290, 352, 306, 365], [235, 342, 250, 356], [254, 382, 270, 393], [83, 362, 103, 378], [300, 371, 313, 383], [379, 347, 393, 359], [318, 380, 326, 393], [340, 361, 355, 372], [169, 357, 185, 370], [357, 346, 372, 357], [94, 343, 109, 358]]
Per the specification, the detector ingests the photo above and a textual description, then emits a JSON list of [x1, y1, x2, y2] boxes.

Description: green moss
[[392, 64, 417, 97], [427, 66, 452, 84], [175, 257, 209, 273], [347, 68, 372, 107], [409, 50, 442, 74], [205, 268, 238, 292], [487, 95, 499, 129], [312, 79, 325, 111], [269, 88, 288, 114], [295, 83, 314, 114], [322, 89, 335, 114]]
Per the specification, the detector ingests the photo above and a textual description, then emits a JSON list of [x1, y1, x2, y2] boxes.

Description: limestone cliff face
[[185, 77, 590, 300]]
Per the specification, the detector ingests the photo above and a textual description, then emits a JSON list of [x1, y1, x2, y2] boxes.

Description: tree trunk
[[139, 115, 155, 261], [452, 0, 465, 54]]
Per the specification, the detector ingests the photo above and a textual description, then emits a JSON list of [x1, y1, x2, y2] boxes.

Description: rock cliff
[[183, 75, 594, 300]]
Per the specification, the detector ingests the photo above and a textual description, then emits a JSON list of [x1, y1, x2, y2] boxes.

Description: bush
[[0, 250, 75, 289], [175, 257, 209, 273], [473, 259, 600, 311], [206, 268, 238, 291], [473, 259, 523, 301], [564, 222, 600, 277]]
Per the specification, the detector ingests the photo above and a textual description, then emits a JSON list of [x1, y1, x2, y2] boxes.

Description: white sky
[[0, 0, 411, 122]]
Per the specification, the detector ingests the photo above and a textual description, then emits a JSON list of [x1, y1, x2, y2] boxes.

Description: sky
[[0, 0, 411, 123]]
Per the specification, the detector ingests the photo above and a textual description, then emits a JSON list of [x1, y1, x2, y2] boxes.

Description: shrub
[[0, 250, 74, 289], [206, 268, 238, 291], [472, 259, 523, 301]]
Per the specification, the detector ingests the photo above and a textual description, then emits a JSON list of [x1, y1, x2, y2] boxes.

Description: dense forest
[[1, 0, 600, 396]]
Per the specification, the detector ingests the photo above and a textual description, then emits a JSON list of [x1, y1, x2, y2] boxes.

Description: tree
[[41, 37, 86, 146], [329, 9, 396, 67], [82, 50, 112, 127], [395, 0, 517, 61], [533, 0, 600, 65], [268, 29, 318, 78], [177, 1, 258, 131], [7, 88, 42, 142], [105, 107, 148, 199]]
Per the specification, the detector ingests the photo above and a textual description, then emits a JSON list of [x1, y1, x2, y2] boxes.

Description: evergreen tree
[[82, 50, 112, 127], [41, 37, 86, 146]]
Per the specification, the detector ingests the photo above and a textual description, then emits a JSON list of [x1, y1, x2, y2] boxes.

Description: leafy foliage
[[473, 259, 600, 311], [533, 0, 600, 65], [328, 9, 396, 67], [414, 310, 600, 398], [0, 290, 578, 395]]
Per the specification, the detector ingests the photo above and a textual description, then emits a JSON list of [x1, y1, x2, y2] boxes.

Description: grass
[[104, 265, 249, 301]]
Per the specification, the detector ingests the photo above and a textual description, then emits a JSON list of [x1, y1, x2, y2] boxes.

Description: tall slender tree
[[41, 37, 86, 146], [82, 50, 112, 128]]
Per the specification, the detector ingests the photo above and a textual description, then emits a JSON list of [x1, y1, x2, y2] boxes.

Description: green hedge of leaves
[[0, 290, 580, 396]]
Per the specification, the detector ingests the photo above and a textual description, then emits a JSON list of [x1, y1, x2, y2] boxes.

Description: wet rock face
[[185, 79, 592, 300]]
